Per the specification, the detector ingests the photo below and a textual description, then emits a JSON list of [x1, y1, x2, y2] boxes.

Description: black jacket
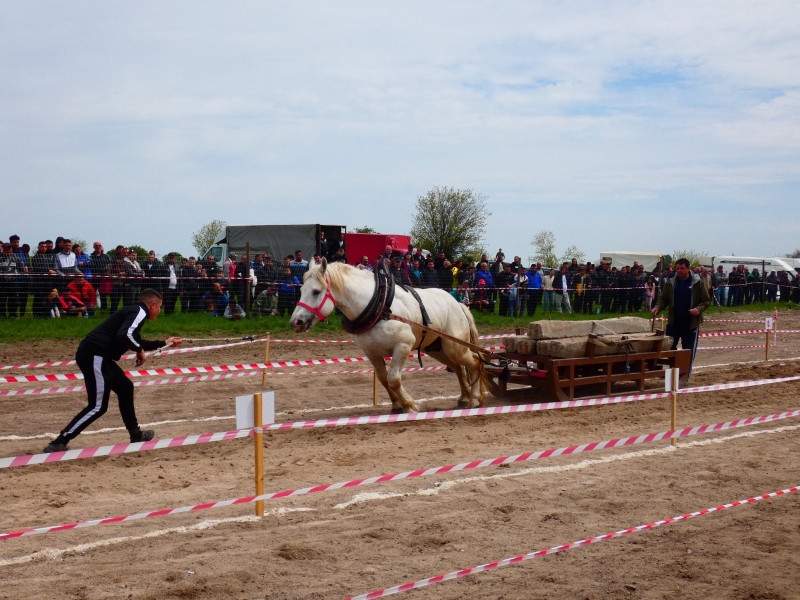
[[420, 268, 439, 288], [78, 302, 165, 360]]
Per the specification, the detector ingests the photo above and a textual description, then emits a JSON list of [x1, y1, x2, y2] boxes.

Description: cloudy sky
[[2, 1, 798, 262]]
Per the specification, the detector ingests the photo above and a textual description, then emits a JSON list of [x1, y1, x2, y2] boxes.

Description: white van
[[712, 255, 797, 277], [780, 257, 800, 275]]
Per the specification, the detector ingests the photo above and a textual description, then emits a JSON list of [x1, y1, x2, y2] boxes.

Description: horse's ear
[[320, 257, 327, 274]]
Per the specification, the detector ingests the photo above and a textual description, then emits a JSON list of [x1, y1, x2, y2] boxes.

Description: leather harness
[[341, 258, 396, 335]]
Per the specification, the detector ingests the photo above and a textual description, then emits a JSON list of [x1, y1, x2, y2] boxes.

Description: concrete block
[[528, 317, 651, 340], [535, 334, 672, 358], [515, 338, 537, 354], [503, 336, 517, 353]]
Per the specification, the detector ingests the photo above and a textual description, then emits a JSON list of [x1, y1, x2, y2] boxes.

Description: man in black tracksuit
[[43, 288, 181, 452]]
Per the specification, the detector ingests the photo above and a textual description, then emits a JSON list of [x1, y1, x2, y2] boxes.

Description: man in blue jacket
[[43, 289, 181, 452], [526, 263, 542, 316]]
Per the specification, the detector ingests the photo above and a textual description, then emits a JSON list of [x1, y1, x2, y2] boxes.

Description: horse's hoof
[[456, 401, 469, 409], [390, 408, 405, 414]]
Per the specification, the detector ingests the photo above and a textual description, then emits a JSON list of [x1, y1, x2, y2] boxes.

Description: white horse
[[290, 259, 486, 413]]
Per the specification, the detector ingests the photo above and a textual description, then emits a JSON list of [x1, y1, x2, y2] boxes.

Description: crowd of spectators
[[1, 234, 798, 320]]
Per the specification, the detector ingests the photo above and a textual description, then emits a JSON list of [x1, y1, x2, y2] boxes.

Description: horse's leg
[[442, 343, 486, 408], [426, 350, 471, 408], [368, 355, 403, 412], [386, 348, 419, 413]]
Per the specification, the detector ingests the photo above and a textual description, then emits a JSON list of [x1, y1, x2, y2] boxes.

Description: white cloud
[[1, 0, 798, 258]]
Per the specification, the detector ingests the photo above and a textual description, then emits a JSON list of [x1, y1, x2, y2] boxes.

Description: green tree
[[70, 237, 89, 253], [191, 219, 227, 256], [786, 249, 800, 259], [560, 245, 586, 266], [410, 186, 490, 259], [671, 248, 708, 267], [529, 231, 558, 267], [354, 226, 379, 234]]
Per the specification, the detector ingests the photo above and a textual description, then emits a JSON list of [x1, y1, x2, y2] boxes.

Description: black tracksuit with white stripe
[[55, 303, 166, 444]]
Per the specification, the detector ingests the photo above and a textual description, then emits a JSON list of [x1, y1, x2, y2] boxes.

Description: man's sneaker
[[130, 429, 155, 443], [42, 442, 69, 453]]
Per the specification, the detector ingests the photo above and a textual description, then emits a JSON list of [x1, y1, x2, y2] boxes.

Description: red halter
[[295, 277, 336, 322]]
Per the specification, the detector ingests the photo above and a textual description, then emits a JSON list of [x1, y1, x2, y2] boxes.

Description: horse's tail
[[459, 303, 490, 403]]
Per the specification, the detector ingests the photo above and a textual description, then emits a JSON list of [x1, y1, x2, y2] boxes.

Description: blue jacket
[[475, 269, 494, 288], [527, 270, 542, 289]]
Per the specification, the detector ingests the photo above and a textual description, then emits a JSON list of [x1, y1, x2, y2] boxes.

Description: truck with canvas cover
[[598, 252, 664, 272], [202, 224, 346, 263]]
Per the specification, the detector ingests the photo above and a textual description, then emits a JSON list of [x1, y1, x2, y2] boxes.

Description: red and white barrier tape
[[698, 344, 775, 351], [2, 408, 798, 539], [346, 484, 800, 599], [4, 375, 798, 469], [0, 339, 262, 370], [703, 319, 769, 323], [0, 366, 450, 398], [698, 329, 767, 338], [0, 348, 507, 384], [0, 335, 507, 371]]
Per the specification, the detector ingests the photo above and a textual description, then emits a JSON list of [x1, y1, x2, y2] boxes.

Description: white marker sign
[[765, 317, 774, 331], [665, 368, 680, 392], [236, 392, 275, 430]]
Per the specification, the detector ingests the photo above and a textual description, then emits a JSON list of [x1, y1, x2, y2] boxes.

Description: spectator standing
[[277, 267, 301, 316], [747, 268, 761, 304], [140, 251, 163, 293], [331, 247, 347, 263], [712, 266, 728, 307], [359, 255, 372, 271], [651, 258, 711, 371], [30, 242, 61, 317], [125, 250, 144, 307], [475, 262, 494, 291], [162, 253, 181, 314], [526, 264, 542, 316], [9, 235, 29, 317], [408, 260, 422, 287], [0, 243, 24, 318], [289, 250, 309, 280], [391, 256, 412, 286], [644, 276, 656, 312], [420, 260, 439, 288], [89, 241, 111, 310], [553, 264, 572, 314], [766, 271, 779, 303], [572, 266, 591, 314], [180, 257, 201, 312], [778, 271, 792, 302], [496, 264, 515, 316], [542, 269, 556, 313], [108, 248, 131, 313]]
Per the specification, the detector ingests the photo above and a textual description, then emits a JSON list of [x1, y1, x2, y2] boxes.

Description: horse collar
[[341, 259, 395, 335]]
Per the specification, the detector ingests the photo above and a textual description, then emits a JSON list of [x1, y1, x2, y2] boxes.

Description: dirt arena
[[1, 309, 800, 599]]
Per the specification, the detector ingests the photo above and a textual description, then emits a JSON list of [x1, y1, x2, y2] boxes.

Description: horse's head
[[290, 258, 337, 332]]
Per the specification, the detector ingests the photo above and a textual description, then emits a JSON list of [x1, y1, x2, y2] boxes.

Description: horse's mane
[[304, 261, 363, 293]]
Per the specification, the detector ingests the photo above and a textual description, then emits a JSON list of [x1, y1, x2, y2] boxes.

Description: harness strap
[[403, 285, 434, 367], [341, 258, 396, 335]]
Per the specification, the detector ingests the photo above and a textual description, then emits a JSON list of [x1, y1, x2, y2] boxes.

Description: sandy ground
[[1, 309, 800, 599]]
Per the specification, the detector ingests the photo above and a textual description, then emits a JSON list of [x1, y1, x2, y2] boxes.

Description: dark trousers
[[526, 289, 541, 316], [163, 288, 179, 315], [109, 287, 125, 313], [666, 323, 699, 377], [600, 289, 612, 313], [56, 352, 139, 443]]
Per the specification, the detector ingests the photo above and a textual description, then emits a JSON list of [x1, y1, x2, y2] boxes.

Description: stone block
[[535, 334, 672, 358], [528, 317, 651, 340]]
